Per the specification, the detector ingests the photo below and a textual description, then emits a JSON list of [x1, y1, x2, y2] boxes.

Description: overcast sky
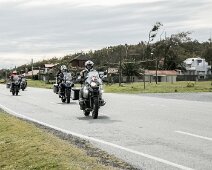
[[0, 0, 212, 69]]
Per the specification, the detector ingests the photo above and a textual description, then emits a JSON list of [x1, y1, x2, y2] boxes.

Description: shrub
[[0, 79, 5, 83], [186, 82, 195, 87]]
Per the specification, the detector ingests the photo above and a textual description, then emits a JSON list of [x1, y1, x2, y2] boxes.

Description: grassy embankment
[[27, 79, 212, 93], [27, 79, 53, 89], [0, 110, 114, 170], [105, 81, 212, 93]]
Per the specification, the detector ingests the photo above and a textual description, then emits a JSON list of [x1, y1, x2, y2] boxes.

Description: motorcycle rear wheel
[[84, 110, 90, 116]]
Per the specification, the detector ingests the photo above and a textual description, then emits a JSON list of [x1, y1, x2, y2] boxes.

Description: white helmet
[[85, 60, 94, 71], [60, 65, 67, 72]]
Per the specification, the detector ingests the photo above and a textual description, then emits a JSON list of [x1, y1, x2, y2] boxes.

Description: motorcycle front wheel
[[61, 98, 66, 103], [84, 110, 90, 116], [92, 98, 99, 119], [66, 89, 71, 103]]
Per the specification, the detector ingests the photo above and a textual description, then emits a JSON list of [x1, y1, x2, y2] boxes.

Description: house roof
[[108, 68, 119, 74], [44, 64, 57, 68], [184, 57, 203, 64], [145, 70, 177, 76], [70, 54, 90, 62], [26, 70, 40, 76]]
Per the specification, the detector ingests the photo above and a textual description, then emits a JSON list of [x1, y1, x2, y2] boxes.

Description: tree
[[153, 31, 193, 70], [202, 39, 212, 71], [145, 22, 163, 60], [122, 61, 140, 83]]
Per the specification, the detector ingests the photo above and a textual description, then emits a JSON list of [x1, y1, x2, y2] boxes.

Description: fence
[[177, 75, 212, 81]]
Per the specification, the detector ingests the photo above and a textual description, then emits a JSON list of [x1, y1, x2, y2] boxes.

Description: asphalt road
[[0, 84, 212, 170]]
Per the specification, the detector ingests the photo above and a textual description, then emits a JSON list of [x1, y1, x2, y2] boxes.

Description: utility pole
[[38, 66, 41, 80], [5, 70, 7, 82], [125, 44, 128, 59], [31, 58, 34, 79], [151, 50, 158, 84], [119, 46, 122, 87], [210, 32, 212, 76], [156, 57, 158, 84], [107, 47, 113, 84], [143, 70, 146, 90], [106, 49, 109, 84]]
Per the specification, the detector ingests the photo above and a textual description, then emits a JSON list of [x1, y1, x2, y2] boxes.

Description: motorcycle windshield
[[64, 72, 72, 82], [86, 71, 102, 85]]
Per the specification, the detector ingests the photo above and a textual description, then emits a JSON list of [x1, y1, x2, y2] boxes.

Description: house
[[108, 67, 119, 74], [106, 67, 119, 83], [183, 57, 211, 79], [25, 70, 40, 79], [40, 63, 58, 82], [144, 70, 178, 82], [44, 64, 58, 74], [70, 54, 90, 68], [105, 67, 178, 83]]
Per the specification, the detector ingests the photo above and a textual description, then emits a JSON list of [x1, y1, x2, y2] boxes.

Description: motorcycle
[[79, 70, 105, 119], [20, 77, 27, 91], [10, 76, 20, 96], [58, 72, 74, 103]]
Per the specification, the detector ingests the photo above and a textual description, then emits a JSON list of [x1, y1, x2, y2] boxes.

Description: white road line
[[0, 104, 194, 170], [176, 131, 212, 141]]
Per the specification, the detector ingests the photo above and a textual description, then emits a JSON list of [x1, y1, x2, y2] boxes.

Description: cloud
[[0, 0, 212, 68]]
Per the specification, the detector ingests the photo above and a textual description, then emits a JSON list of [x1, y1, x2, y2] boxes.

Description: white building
[[184, 57, 211, 79]]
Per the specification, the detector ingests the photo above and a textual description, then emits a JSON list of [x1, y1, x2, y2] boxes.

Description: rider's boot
[[79, 90, 85, 110], [100, 98, 106, 106]]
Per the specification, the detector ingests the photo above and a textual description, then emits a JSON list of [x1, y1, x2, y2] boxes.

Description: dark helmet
[[85, 60, 94, 71]]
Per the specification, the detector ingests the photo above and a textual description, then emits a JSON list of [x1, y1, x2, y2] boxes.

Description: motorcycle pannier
[[71, 88, 80, 100], [53, 84, 58, 93], [6, 83, 11, 88]]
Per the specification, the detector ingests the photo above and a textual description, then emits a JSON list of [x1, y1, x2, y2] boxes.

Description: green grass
[[104, 81, 212, 93], [27, 80, 82, 89], [27, 79, 212, 93], [27, 79, 53, 89], [0, 111, 113, 170]]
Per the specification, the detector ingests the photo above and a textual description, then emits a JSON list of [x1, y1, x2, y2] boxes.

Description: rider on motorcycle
[[79, 60, 105, 107], [19, 75, 27, 90], [10, 71, 20, 92], [57, 65, 72, 97], [80, 60, 94, 81]]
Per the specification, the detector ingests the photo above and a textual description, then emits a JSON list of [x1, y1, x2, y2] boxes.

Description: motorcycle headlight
[[66, 81, 72, 86], [90, 82, 97, 87]]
